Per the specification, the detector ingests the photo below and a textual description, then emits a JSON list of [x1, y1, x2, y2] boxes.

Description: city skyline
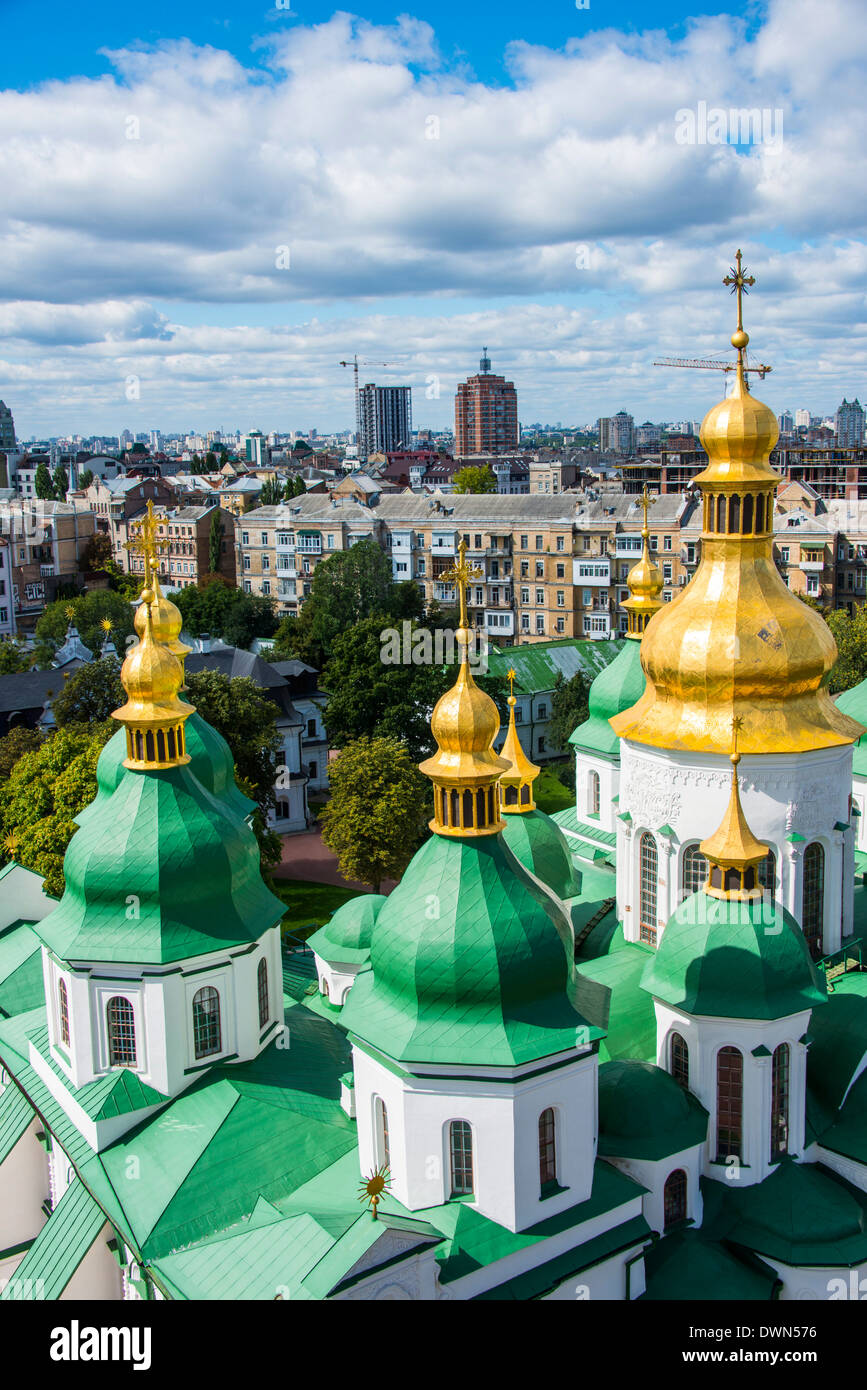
[[2, 0, 867, 433]]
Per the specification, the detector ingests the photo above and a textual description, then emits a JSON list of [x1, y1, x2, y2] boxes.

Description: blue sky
[[0, 0, 865, 436]]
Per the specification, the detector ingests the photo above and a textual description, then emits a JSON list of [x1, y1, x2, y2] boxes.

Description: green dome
[[598, 1060, 707, 1160], [307, 893, 386, 965], [835, 680, 867, 776], [341, 832, 603, 1067], [642, 892, 826, 1020], [40, 764, 285, 965], [569, 641, 644, 757], [77, 714, 256, 829], [500, 808, 578, 900]]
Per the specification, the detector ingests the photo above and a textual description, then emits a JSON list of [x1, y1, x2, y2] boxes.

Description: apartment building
[[359, 385, 412, 456], [84, 475, 176, 568], [0, 499, 97, 631], [454, 352, 518, 456], [123, 504, 237, 589], [0, 541, 13, 638], [597, 412, 635, 455], [234, 491, 702, 643]]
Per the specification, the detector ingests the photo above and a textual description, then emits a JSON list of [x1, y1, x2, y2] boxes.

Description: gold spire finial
[[638, 484, 654, 537], [111, 582, 192, 771], [699, 716, 768, 900], [722, 249, 755, 362], [124, 499, 170, 587], [358, 1166, 391, 1220], [623, 486, 663, 639], [498, 665, 540, 814], [64, 604, 75, 621], [101, 618, 113, 634], [418, 539, 508, 837]]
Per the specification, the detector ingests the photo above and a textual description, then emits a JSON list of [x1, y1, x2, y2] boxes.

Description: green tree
[[322, 616, 506, 763], [52, 657, 125, 726], [173, 578, 240, 639], [0, 724, 115, 896], [52, 465, 69, 500], [78, 468, 94, 490], [320, 736, 430, 891], [291, 474, 307, 498], [827, 605, 867, 693], [0, 726, 42, 780], [184, 670, 280, 811], [205, 451, 217, 470], [79, 531, 115, 574], [208, 511, 225, 576], [548, 671, 591, 750], [298, 538, 395, 667], [34, 461, 54, 500], [221, 594, 278, 650], [34, 592, 136, 666], [0, 640, 32, 674], [453, 465, 496, 494]]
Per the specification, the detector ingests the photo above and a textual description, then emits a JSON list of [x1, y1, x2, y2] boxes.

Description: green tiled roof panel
[[579, 941, 658, 1062], [806, 993, 867, 1119], [553, 807, 618, 848], [487, 638, 624, 696], [570, 641, 645, 755], [642, 892, 827, 1020], [0, 1177, 105, 1301], [0, 922, 44, 1019], [501, 809, 578, 900], [0, 1083, 34, 1164], [597, 1060, 708, 1159], [307, 894, 386, 965], [701, 1161, 867, 1267], [341, 832, 604, 1066], [26, 1024, 170, 1120], [642, 1229, 778, 1301], [38, 764, 285, 965]]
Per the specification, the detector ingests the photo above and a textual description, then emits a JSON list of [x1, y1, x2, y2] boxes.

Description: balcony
[[297, 539, 321, 555], [583, 614, 611, 637], [680, 548, 699, 566], [800, 557, 825, 572], [615, 538, 643, 559], [433, 583, 457, 602], [573, 559, 611, 586], [486, 544, 512, 556], [485, 610, 515, 634]]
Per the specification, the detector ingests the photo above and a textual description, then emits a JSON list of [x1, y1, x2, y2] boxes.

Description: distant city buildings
[[836, 398, 865, 447], [359, 385, 412, 456], [454, 351, 518, 456], [597, 412, 635, 455], [778, 410, 794, 434]]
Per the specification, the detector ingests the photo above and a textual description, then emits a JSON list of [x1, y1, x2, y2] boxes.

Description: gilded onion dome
[[622, 487, 664, 638], [418, 540, 508, 836], [498, 668, 540, 813], [612, 251, 862, 755], [112, 589, 192, 770], [699, 718, 770, 900]]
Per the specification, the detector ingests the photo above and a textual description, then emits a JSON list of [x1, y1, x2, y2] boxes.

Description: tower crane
[[653, 356, 772, 379], [338, 356, 403, 457]]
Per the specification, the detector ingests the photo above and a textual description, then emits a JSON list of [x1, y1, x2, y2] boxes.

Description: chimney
[[199, 632, 212, 654]]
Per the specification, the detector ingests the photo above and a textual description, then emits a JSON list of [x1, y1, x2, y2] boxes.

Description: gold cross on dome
[[638, 484, 655, 536], [723, 249, 756, 336], [731, 713, 744, 761], [506, 666, 517, 698], [442, 538, 483, 629], [124, 499, 170, 586]]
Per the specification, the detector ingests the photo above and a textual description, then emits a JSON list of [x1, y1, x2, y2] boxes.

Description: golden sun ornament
[[101, 618, 113, 634], [64, 605, 76, 620], [3, 832, 19, 858], [357, 1165, 391, 1219]]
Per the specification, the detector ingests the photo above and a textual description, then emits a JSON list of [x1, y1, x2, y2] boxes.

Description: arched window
[[449, 1120, 474, 1197], [504, 785, 518, 807], [716, 1047, 743, 1160], [257, 958, 269, 1029], [192, 986, 221, 1059], [375, 1096, 390, 1169], [476, 788, 486, 826], [462, 788, 474, 827], [106, 997, 136, 1068], [758, 848, 777, 893], [729, 494, 741, 533], [58, 978, 70, 1047], [681, 844, 708, 898], [322, 977, 329, 999], [663, 1169, 687, 1229], [588, 770, 600, 817], [639, 833, 658, 944], [803, 842, 825, 957], [771, 1043, 789, 1161], [670, 1032, 689, 1089], [538, 1108, 557, 1189], [742, 494, 754, 534], [716, 494, 726, 533]]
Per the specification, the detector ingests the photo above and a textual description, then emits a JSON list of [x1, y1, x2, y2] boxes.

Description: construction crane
[[653, 356, 772, 379], [339, 356, 402, 457]]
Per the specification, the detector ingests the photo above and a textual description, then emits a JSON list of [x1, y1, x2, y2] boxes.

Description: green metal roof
[[579, 938, 658, 1063], [553, 807, 618, 849], [806, 993, 867, 1122], [37, 763, 285, 965], [701, 1161, 867, 1267], [642, 892, 827, 1021], [569, 640, 645, 756], [26, 1024, 170, 1121], [598, 1060, 708, 1160], [0, 921, 44, 1019], [835, 680, 867, 776], [0, 1177, 105, 1300], [642, 1229, 779, 1301], [500, 808, 578, 900], [341, 832, 604, 1068], [487, 638, 624, 697], [818, 1068, 867, 1167], [306, 894, 386, 966], [474, 1213, 651, 1299], [0, 1082, 34, 1165]]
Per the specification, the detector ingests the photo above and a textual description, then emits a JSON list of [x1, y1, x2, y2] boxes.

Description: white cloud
[[0, 0, 865, 431]]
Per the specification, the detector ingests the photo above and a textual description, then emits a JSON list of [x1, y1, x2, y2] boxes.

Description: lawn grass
[[534, 765, 574, 815], [272, 879, 360, 941]]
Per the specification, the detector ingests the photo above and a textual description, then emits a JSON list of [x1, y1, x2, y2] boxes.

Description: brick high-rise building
[[454, 350, 518, 455]]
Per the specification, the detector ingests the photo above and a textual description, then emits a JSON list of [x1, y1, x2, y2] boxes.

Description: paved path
[[274, 825, 396, 894]]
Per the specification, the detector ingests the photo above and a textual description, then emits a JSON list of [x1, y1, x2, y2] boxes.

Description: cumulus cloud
[[0, 0, 865, 430]]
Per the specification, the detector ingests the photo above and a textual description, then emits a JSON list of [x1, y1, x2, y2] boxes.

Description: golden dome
[[611, 251, 862, 756], [498, 671, 540, 813], [699, 720, 770, 900], [418, 540, 508, 836], [148, 574, 192, 661], [113, 587, 192, 769], [622, 488, 664, 639]]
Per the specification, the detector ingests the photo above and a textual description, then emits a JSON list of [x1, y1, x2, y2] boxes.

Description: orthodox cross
[[731, 713, 744, 763], [442, 538, 483, 629], [638, 484, 655, 537], [722, 249, 755, 338], [506, 666, 517, 699], [124, 499, 170, 585]]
